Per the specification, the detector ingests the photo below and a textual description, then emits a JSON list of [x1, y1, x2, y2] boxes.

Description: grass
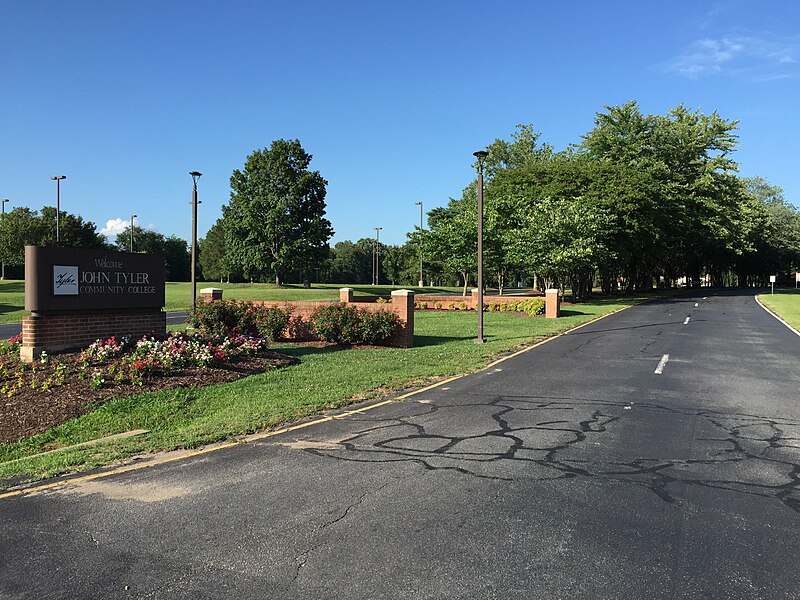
[[0, 293, 651, 485], [0, 281, 26, 324], [758, 288, 800, 330]]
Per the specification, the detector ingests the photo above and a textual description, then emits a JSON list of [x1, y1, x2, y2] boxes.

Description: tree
[[222, 140, 333, 285], [198, 219, 237, 282], [329, 239, 374, 284], [0, 207, 108, 272], [115, 227, 191, 281], [427, 197, 477, 295]]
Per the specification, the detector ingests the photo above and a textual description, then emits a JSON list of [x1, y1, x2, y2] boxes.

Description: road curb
[[754, 294, 800, 337]]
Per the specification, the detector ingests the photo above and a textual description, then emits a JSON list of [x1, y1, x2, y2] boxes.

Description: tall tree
[[198, 218, 236, 283], [222, 140, 333, 285], [0, 206, 107, 269]]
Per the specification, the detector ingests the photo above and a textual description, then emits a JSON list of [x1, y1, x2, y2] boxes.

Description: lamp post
[[473, 150, 488, 344], [415, 201, 424, 287], [50, 175, 66, 243], [373, 227, 383, 285], [130, 214, 137, 252], [1, 198, 8, 280], [190, 171, 202, 312]]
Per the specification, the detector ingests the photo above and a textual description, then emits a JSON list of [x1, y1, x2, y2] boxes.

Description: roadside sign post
[[770, 274, 776, 294]]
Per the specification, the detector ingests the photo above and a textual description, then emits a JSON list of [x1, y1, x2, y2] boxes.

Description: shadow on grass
[[559, 309, 590, 317], [274, 345, 349, 359], [413, 334, 472, 347], [0, 282, 25, 293]]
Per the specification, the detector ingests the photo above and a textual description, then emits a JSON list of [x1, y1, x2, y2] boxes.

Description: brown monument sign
[[22, 246, 167, 361]]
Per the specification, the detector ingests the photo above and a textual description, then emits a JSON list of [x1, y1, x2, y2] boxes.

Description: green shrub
[[446, 302, 455, 310], [190, 300, 247, 337], [253, 305, 292, 340], [376, 297, 390, 304], [190, 300, 293, 339], [311, 303, 363, 344], [459, 302, 469, 311], [360, 310, 401, 345], [311, 303, 401, 345], [522, 298, 546, 316], [434, 302, 442, 310], [419, 302, 428, 310]]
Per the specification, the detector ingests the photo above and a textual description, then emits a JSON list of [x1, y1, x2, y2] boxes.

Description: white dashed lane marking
[[654, 354, 670, 375]]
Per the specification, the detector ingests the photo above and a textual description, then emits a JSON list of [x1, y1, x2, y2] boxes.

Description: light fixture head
[[473, 150, 488, 160], [50, 175, 66, 181]]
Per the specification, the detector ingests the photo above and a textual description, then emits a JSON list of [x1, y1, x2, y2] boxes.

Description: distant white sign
[[53, 266, 79, 295], [770, 275, 777, 283]]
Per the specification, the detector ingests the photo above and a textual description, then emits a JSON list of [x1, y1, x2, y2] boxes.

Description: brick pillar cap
[[471, 288, 480, 293], [200, 288, 223, 293], [339, 287, 354, 292], [391, 289, 415, 296], [545, 288, 560, 293]]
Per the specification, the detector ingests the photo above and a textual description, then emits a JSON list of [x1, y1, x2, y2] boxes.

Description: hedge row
[[189, 300, 401, 345], [414, 298, 546, 316]]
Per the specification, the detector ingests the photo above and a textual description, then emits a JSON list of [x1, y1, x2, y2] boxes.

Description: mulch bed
[[0, 350, 298, 446]]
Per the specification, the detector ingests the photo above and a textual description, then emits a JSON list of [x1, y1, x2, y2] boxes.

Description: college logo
[[53, 266, 79, 296]]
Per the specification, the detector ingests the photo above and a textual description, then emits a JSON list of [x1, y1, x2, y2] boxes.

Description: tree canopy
[[221, 139, 334, 286]]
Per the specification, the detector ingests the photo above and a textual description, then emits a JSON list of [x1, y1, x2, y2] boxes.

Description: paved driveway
[[2, 291, 799, 599]]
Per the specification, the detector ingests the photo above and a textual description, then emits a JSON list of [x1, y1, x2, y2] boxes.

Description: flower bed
[[0, 333, 297, 445]]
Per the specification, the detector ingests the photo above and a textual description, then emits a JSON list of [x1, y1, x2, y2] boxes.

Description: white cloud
[[101, 218, 158, 238], [662, 35, 797, 80], [100, 217, 132, 238]]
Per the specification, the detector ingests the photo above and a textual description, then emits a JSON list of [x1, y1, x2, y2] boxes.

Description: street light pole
[[190, 171, 202, 312], [373, 227, 382, 285], [415, 201, 424, 287], [473, 150, 488, 344], [50, 175, 66, 243], [130, 214, 137, 252], [1, 198, 8, 280]]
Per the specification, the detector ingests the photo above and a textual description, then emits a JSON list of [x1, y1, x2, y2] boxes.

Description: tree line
[[201, 102, 800, 297], [0, 207, 191, 280], [4, 100, 798, 294]]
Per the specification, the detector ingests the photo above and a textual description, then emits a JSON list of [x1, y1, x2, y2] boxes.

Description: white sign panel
[[769, 275, 776, 283], [53, 266, 79, 295]]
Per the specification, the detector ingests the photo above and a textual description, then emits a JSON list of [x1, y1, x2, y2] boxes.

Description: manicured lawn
[[758, 288, 800, 330], [0, 294, 648, 485], [0, 281, 26, 324]]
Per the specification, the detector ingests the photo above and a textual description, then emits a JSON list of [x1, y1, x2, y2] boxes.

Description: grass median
[[0, 294, 647, 486], [758, 288, 800, 330]]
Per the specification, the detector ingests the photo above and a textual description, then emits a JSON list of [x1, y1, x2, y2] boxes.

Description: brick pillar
[[391, 289, 415, 347], [339, 287, 354, 303], [545, 288, 561, 318], [200, 288, 223, 302], [471, 288, 479, 309]]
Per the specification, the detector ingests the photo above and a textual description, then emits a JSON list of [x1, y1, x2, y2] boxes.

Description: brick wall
[[21, 310, 166, 362], [200, 288, 415, 347]]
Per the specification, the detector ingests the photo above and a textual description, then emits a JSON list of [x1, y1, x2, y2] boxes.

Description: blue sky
[[1, 1, 798, 247]]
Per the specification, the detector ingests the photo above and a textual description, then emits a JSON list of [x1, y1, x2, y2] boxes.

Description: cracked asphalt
[[2, 290, 800, 599]]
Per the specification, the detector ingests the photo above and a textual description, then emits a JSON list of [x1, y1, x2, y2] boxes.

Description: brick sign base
[[21, 309, 166, 362]]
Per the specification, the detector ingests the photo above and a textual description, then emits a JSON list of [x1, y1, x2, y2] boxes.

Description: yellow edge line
[[1, 303, 631, 500]]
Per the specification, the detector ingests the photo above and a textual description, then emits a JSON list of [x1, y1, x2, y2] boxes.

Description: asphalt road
[[0, 312, 188, 339], [2, 291, 800, 599]]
